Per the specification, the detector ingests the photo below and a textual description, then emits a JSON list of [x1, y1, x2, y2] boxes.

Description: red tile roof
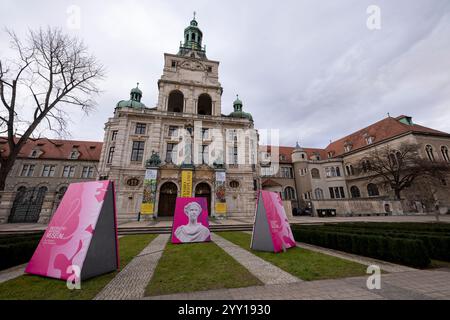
[[261, 115, 450, 162], [324, 116, 449, 157], [0, 137, 103, 161]]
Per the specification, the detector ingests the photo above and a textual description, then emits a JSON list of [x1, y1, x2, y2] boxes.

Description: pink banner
[[260, 191, 296, 252], [25, 181, 118, 280], [171, 197, 211, 244]]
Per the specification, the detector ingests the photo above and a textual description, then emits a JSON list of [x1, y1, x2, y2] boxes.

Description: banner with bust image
[[214, 171, 227, 215], [141, 169, 157, 215], [251, 190, 296, 253], [171, 197, 211, 244]]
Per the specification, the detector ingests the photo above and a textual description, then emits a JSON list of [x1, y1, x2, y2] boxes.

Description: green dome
[[116, 99, 146, 108], [116, 83, 145, 109], [229, 111, 253, 121], [131, 86, 142, 95], [233, 97, 242, 106], [229, 94, 252, 121]]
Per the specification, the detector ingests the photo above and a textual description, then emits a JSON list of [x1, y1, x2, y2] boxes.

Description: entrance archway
[[8, 186, 47, 223], [158, 182, 178, 217], [195, 182, 211, 215]]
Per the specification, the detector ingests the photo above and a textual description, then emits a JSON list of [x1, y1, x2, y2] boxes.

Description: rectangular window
[[202, 128, 209, 140], [339, 186, 345, 198], [21, 164, 35, 177], [62, 166, 75, 178], [168, 126, 178, 137], [166, 143, 177, 163], [81, 166, 94, 178], [131, 141, 145, 162], [329, 187, 335, 199], [42, 165, 56, 177], [111, 130, 118, 141], [135, 123, 146, 135], [233, 145, 238, 165], [107, 146, 115, 164], [198, 145, 209, 164], [171, 60, 177, 68]]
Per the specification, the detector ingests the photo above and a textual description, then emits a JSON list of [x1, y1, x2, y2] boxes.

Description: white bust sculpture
[[175, 201, 210, 242]]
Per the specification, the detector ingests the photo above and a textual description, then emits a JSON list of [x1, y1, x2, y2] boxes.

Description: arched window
[[284, 187, 296, 200], [367, 183, 379, 197], [167, 90, 184, 113], [197, 93, 212, 115], [311, 168, 320, 179], [425, 145, 435, 161], [57, 186, 67, 201], [441, 146, 449, 162], [350, 186, 361, 198], [314, 188, 324, 200], [361, 159, 371, 173]]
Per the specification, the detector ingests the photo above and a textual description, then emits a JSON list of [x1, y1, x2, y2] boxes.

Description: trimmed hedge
[[293, 229, 431, 268], [293, 224, 450, 262], [0, 233, 42, 271]]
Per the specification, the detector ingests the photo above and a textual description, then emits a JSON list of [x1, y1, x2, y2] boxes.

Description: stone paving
[[211, 233, 299, 285], [146, 270, 450, 300], [94, 233, 169, 300], [0, 264, 26, 284]]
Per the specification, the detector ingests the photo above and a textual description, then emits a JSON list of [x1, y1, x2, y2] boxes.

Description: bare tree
[[358, 143, 450, 200], [0, 27, 105, 190]]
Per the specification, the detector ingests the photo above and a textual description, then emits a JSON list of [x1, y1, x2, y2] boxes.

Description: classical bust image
[[174, 201, 210, 242]]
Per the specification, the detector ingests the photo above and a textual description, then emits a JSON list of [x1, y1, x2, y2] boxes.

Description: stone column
[[0, 191, 16, 224], [38, 191, 57, 224]]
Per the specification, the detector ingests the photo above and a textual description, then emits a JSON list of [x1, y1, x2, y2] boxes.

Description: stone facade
[[0, 139, 101, 224], [97, 17, 259, 222], [261, 115, 450, 216]]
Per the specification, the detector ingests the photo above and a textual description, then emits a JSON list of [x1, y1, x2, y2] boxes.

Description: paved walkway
[[296, 242, 415, 273], [146, 269, 450, 300], [0, 263, 26, 284], [94, 233, 169, 300], [212, 233, 299, 285]]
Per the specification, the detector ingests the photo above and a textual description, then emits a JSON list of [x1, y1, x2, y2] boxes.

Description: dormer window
[[327, 151, 335, 158], [30, 150, 39, 158], [344, 141, 353, 153], [365, 136, 374, 145], [280, 154, 286, 161]]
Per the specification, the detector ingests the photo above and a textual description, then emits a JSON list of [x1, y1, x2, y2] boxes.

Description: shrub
[[0, 238, 41, 271], [292, 228, 430, 268]]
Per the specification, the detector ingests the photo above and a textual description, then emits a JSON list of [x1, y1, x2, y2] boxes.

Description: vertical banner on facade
[[25, 181, 119, 281], [251, 190, 296, 253], [181, 170, 193, 197], [214, 171, 227, 215], [141, 169, 157, 215]]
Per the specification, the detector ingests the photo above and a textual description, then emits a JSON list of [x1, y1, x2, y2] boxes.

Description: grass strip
[[0, 234, 157, 300], [218, 231, 368, 281], [145, 241, 262, 296]]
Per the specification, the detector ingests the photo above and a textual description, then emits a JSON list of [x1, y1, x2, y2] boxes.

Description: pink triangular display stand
[[25, 180, 119, 281], [251, 190, 296, 253]]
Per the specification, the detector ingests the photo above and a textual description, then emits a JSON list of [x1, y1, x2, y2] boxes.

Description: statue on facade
[[145, 151, 161, 167]]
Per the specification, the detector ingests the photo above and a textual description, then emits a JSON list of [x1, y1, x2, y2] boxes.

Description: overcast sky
[[1, 0, 450, 148]]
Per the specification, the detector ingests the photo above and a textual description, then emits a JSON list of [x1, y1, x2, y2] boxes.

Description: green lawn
[[0, 234, 157, 300], [218, 231, 369, 281], [145, 241, 263, 296]]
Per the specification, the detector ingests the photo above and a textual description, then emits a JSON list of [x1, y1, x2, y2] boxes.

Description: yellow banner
[[181, 170, 193, 197], [140, 203, 154, 215], [215, 202, 227, 214]]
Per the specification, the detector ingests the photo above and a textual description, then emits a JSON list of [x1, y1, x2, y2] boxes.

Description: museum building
[[97, 17, 259, 222]]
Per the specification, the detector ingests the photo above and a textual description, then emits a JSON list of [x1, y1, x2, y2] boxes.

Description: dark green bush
[[0, 238, 41, 271], [293, 228, 431, 268]]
